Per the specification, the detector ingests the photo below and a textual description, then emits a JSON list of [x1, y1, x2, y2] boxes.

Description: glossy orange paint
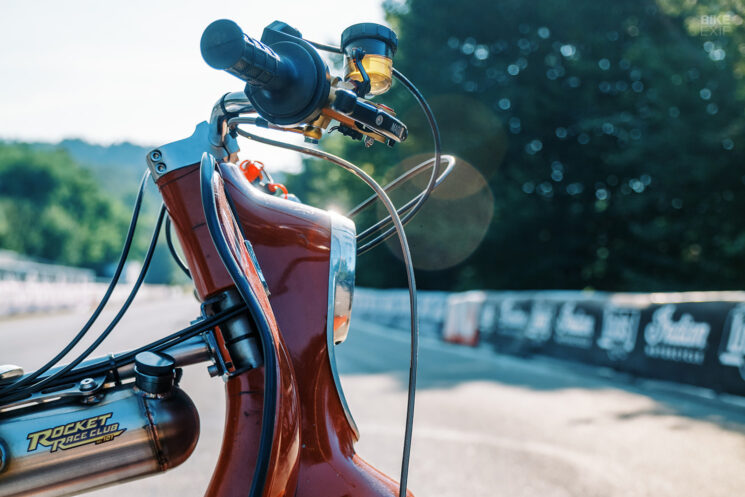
[[156, 161, 413, 496], [205, 169, 301, 497], [157, 164, 300, 497]]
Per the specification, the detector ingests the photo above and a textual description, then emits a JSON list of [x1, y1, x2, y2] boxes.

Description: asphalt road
[[3, 295, 745, 496]]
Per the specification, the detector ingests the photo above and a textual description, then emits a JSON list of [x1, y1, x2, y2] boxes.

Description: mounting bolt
[[156, 163, 167, 173], [364, 136, 375, 148], [150, 150, 162, 161], [79, 378, 96, 391]]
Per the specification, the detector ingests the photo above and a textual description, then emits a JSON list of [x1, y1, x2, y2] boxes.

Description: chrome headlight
[[326, 212, 359, 437], [327, 212, 356, 345]]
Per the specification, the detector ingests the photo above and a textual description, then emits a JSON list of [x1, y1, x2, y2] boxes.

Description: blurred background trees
[[288, 0, 745, 291], [3, 0, 745, 292], [0, 142, 183, 284], [0, 144, 130, 272]]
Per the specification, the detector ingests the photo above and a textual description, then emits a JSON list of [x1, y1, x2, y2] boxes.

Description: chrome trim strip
[[326, 212, 359, 439]]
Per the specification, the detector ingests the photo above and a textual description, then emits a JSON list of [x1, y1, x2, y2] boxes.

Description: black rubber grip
[[201, 19, 291, 90]]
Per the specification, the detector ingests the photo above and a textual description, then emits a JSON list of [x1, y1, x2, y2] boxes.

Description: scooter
[[0, 18, 454, 497]]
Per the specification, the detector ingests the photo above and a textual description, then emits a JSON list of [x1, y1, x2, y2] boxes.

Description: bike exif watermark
[[698, 14, 737, 36]]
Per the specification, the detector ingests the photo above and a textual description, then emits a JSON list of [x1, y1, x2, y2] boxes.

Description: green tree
[[288, 0, 745, 292], [0, 143, 131, 272]]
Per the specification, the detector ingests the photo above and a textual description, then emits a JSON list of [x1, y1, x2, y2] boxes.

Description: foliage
[[0, 142, 192, 285], [288, 0, 745, 292], [0, 143, 134, 271]]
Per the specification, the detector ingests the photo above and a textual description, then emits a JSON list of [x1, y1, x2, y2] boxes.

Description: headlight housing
[[327, 212, 356, 345], [326, 212, 359, 438]]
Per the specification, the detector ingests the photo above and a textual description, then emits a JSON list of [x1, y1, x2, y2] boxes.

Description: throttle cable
[[302, 39, 443, 256], [166, 215, 192, 279], [0, 170, 151, 398], [2, 205, 167, 400]]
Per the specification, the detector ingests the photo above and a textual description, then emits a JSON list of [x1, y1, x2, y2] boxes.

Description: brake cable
[[349, 155, 457, 242], [166, 215, 192, 279], [355, 67, 442, 255], [0, 170, 151, 398], [347, 155, 456, 218], [1, 303, 248, 399], [302, 39, 443, 256], [1, 204, 167, 400], [199, 153, 279, 497]]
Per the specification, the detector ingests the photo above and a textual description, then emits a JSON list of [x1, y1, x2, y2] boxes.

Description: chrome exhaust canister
[[0, 353, 200, 497]]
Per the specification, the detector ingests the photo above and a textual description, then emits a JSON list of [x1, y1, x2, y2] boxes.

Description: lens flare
[[379, 155, 494, 271]]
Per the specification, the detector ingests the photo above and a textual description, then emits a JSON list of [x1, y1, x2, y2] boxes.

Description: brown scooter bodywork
[[156, 161, 412, 497]]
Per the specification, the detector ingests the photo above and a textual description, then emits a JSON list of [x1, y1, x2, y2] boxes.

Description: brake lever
[[322, 89, 408, 147]]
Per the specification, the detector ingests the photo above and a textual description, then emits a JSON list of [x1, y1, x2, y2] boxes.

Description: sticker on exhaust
[[26, 412, 126, 452]]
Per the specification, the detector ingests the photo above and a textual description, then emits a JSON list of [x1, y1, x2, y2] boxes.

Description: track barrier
[[353, 289, 745, 396]]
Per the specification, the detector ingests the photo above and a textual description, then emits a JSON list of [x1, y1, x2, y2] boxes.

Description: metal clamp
[[0, 375, 108, 414], [146, 121, 240, 181]]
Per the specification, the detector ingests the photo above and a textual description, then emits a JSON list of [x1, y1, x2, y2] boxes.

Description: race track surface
[[2, 295, 745, 496]]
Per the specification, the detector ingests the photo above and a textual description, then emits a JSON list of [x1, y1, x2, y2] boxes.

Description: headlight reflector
[[326, 212, 359, 438], [327, 212, 356, 344]]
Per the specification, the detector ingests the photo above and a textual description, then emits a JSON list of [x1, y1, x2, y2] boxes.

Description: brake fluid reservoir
[[0, 356, 199, 497], [341, 23, 398, 96]]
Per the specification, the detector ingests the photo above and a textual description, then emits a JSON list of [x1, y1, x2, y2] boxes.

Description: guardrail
[[0, 280, 182, 317], [352, 288, 745, 397], [0, 250, 95, 283], [0, 250, 185, 317]]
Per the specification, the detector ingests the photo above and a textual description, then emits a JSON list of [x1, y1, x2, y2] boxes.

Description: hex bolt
[[79, 378, 96, 391], [156, 163, 167, 173], [150, 150, 162, 161]]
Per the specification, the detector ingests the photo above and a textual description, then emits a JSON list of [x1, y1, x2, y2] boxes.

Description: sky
[[0, 0, 386, 171]]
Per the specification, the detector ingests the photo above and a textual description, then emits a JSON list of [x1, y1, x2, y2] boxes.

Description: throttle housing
[[201, 20, 330, 127]]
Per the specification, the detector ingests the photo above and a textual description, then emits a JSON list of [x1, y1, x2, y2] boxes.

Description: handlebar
[[200, 20, 291, 91], [199, 19, 408, 146], [200, 19, 329, 127]]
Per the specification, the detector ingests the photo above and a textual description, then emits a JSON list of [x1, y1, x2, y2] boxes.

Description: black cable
[[8, 303, 249, 393], [354, 158, 456, 244], [0, 170, 151, 397], [166, 215, 191, 279], [123, 304, 245, 361], [4, 205, 167, 400], [347, 155, 454, 218], [305, 39, 343, 54], [356, 67, 442, 255], [199, 153, 277, 497]]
